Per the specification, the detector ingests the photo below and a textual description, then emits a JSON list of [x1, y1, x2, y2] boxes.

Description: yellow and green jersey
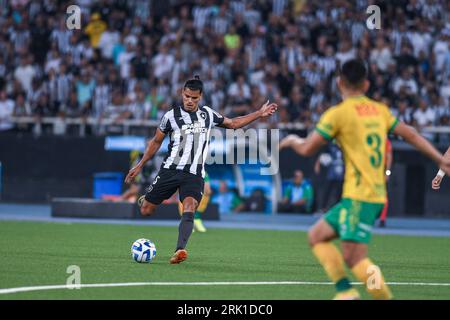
[[315, 95, 398, 204]]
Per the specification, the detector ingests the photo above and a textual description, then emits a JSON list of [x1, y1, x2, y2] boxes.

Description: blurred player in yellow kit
[[178, 172, 211, 232], [280, 59, 450, 300]]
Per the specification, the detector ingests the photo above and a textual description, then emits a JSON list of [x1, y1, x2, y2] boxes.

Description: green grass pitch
[[1, 220, 450, 300]]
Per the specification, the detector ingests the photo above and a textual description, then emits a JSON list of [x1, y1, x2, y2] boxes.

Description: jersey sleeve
[[384, 106, 399, 134], [315, 107, 339, 141], [210, 108, 225, 126], [158, 113, 172, 134]]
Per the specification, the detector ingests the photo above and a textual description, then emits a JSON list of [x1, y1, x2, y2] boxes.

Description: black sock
[[176, 212, 194, 251]]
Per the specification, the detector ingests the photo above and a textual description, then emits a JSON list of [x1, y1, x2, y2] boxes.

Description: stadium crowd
[[0, 0, 449, 141]]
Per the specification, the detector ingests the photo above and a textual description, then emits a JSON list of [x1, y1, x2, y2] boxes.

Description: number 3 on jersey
[[366, 133, 382, 168]]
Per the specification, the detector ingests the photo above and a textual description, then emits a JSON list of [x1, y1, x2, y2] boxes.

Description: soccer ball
[[131, 238, 157, 263]]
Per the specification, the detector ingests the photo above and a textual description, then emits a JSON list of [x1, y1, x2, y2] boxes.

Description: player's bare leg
[[170, 197, 199, 264], [342, 241, 393, 300], [179, 184, 210, 233], [308, 219, 337, 246], [341, 242, 368, 267], [138, 196, 158, 216], [308, 219, 360, 300]]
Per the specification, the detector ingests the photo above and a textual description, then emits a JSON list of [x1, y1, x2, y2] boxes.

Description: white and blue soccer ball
[[131, 238, 157, 263]]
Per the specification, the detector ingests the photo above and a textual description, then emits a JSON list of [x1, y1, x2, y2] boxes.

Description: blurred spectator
[[12, 92, 31, 131], [131, 46, 150, 80], [146, 86, 164, 120], [279, 170, 314, 214], [14, 55, 35, 94], [92, 74, 110, 118], [433, 33, 448, 81], [214, 181, 244, 214], [30, 16, 50, 65], [370, 36, 394, 72], [63, 91, 82, 118], [34, 93, 56, 117], [395, 43, 417, 72], [227, 74, 251, 105], [440, 76, 450, 107], [0, 90, 15, 131], [98, 23, 120, 60], [151, 45, 174, 80], [45, 47, 61, 74], [76, 71, 96, 110], [129, 89, 151, 120], [13, 92, 31, 117], [51, 18, 72, 54], [393, 99, 413, 124], [242, 188, 267, 213], [335, 38, 356, 66], [413, 99, 436, 140], [84, 13, 107, 49], [118, 41, 136, 79], [280, 36, 304, 73], [102, 89, 131, 124], [224, 25, 241, 52], [56, 64, 72, 107], [10, 21, 30, 53], [392, 68, 418, 96]]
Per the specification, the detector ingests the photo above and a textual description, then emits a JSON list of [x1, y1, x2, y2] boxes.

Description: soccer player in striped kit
[[125, 76, 277, 264]]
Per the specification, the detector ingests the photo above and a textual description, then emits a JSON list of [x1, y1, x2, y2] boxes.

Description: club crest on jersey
[[181, 122, 207, 134], [200, 112, 206, 119]]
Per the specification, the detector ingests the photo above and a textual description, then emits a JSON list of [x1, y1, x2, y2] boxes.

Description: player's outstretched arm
[[125, 129, 166, 184], [431, 146, 450, 190], [393, 122, 450, 177], [220, 100, 277, 129], [279, 131, 327, 157]]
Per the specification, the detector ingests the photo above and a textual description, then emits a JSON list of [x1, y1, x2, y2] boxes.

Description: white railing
[[7, 116, 450, 134], [9, 116, 309, 133], [10, 116, 161, 127]]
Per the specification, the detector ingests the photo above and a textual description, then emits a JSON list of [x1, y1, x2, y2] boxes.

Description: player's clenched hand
[[431, 175, 442, 190], [259, 100, 278, 117], [125, 165, 142, 184]]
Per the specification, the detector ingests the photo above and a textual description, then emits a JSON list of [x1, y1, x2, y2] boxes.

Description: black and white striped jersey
[[158, 105, 225, 178]]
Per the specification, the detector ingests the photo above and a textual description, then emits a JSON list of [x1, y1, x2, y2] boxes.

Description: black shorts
[[144, 168, 204, 205]]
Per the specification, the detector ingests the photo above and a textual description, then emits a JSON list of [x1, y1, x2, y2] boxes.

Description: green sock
[[335, 278, 352, 292], [194, 211, 201, 219]]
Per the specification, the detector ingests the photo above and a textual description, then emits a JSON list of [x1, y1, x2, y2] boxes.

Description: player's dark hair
[[184, 75, 203, 93], [340, 59, 367, 89]]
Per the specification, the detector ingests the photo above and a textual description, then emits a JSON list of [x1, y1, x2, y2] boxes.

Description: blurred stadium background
[[1, 0, 450, 301], [0, 0, 449, 217]]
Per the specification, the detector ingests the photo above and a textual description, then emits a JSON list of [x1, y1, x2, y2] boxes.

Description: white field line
[[1, 281, 450, 295]]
